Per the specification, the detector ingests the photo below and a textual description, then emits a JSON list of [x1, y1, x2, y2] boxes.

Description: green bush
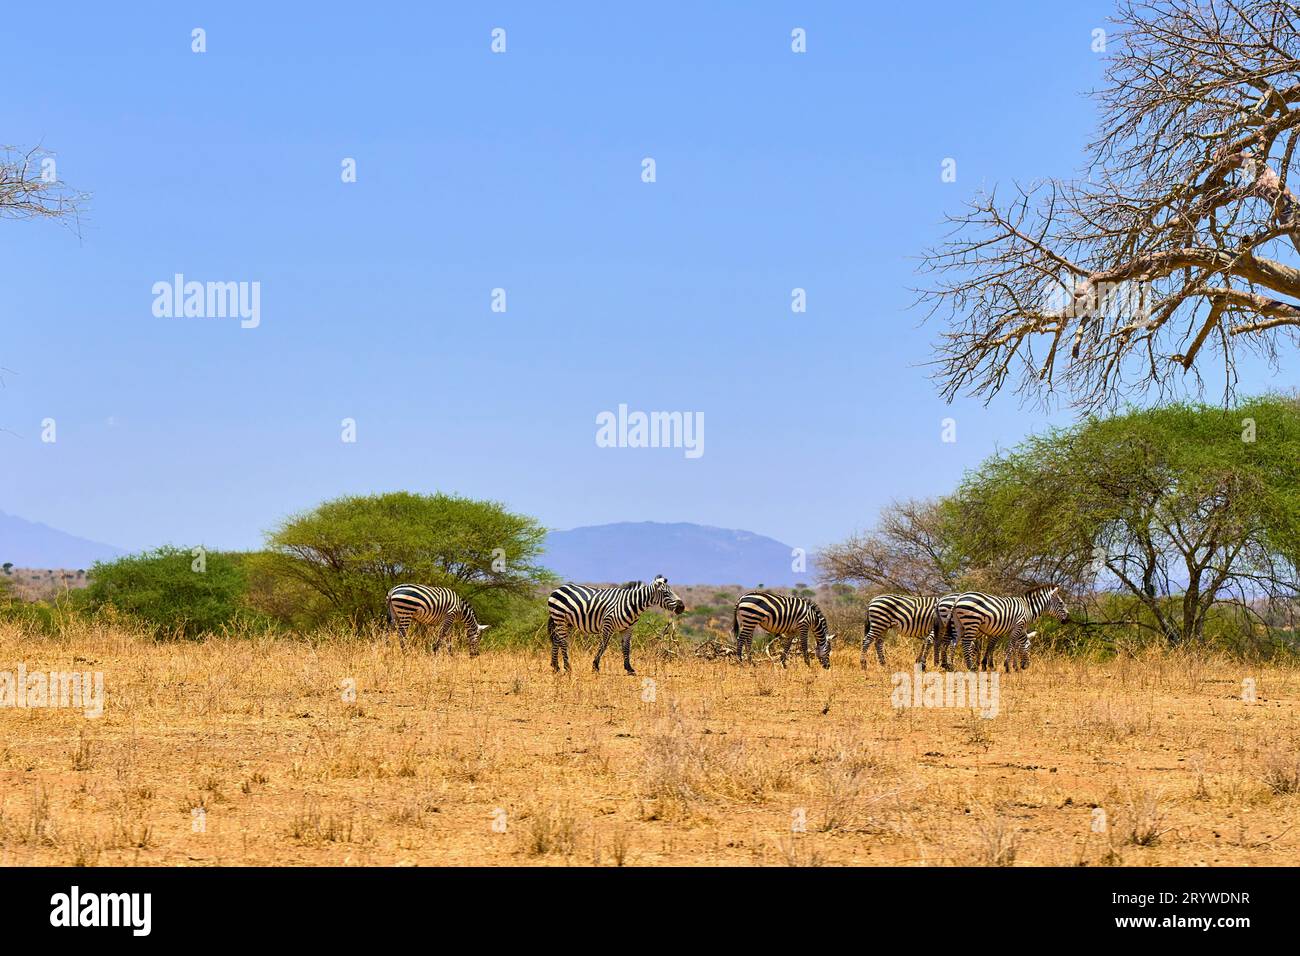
[[79, 546, 263, 639], [0, 595, 74, 636]]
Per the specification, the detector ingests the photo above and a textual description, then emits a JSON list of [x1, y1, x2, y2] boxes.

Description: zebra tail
[[385, 596, 396, 629], [732, 606, 739, 640]]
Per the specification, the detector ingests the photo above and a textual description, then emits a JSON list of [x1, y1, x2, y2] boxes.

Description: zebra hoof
[[624, 667, 636, 676]]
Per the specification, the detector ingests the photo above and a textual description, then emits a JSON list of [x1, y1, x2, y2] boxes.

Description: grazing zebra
[[546, 575, 685, 674], [385, 584, 489, 656], [732, 591, 836, 668], [949, 586, 1068, 671], [861, 593, 960, 669]]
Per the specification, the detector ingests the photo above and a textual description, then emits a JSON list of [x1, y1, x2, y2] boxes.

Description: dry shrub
[[1119, 788, 1168, 846], [1260, 750, 1300, 796], [639, 706, 793, 817], [971, 807, 1020, 866], [521, 804, 581, 857]]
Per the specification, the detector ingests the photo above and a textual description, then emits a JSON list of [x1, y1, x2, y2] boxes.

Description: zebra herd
[[862, 586, 1070, 672], [384, 578, 1069, 674]]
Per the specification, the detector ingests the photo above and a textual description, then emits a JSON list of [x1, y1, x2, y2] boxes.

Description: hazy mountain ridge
[[541, 521, 809, 586], [0, 511, 125, 568]]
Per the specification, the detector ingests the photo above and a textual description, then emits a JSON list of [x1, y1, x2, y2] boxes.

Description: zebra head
[[811, 605, 834, 668], [816, 631, 835, 669], [1045, 587, 1069, 623], [652, 575, 685, 615]]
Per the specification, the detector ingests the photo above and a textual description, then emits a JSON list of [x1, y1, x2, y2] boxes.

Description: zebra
[[385, 584, 489, 656], [732, 591, 835, 668], [546, 575, 685, 674], [861, 592, 960, 670], [948, 586, 1068, 671]]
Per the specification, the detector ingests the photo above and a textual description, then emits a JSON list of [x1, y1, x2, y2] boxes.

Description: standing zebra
[[861, 593, 960, 670], [732, 591, 836, 668], [949, 586, 1068, 671], [385, 584, 489, 656], [547, 575, 685, 674]]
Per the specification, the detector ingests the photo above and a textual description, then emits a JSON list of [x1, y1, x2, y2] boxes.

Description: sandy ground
[[1, 622, 1297, 866]]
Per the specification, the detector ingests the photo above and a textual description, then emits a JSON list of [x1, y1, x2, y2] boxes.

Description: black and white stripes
[[861, 592, 959, 670], [949, 586, 1069, 672], [546, 575, 685, 674], [732, 591, 835, 668], [386, 584, 488, 656]]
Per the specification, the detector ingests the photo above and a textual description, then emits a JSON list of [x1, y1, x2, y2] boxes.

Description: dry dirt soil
[[1, 622, 1298, 866]]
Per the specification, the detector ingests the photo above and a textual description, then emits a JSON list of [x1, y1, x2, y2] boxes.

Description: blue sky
[[4, 1, 1289, 554]]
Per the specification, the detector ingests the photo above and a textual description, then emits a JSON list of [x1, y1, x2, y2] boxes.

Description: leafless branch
[[920, 0, 1300, 410]]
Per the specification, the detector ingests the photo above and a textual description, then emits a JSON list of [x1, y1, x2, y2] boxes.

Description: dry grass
[[1, 620, 1298, 865]]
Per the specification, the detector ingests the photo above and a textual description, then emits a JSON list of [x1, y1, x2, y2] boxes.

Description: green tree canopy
[[951, 396, 1300, 645], [257, 491, 551, 628]]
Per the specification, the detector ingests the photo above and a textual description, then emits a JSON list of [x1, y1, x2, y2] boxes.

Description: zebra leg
[[593, 622, 616, 672], [959, 621, 977, 671], [914, 632, 931, 672], [800, 626, 811, 666], [436, 619, 454, 654], [779, 631, 796, 667], [620, 627, 635, 675], [982, 635, 999, 671], [548, 619, 562, 672], [736, 624, 755, 664], [1005, 625, 1024, 672], [860, 621, 887, 669]]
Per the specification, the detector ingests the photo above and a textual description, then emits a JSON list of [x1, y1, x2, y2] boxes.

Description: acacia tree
[[950, 397, 1300, 646], [922, 0, 1300, 410], [256, 491, 551, 628]]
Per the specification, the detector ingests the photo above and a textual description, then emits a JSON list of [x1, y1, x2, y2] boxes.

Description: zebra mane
[[618, 580, 645, 589]]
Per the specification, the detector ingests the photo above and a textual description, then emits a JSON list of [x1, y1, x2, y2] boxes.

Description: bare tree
[[921, 0, 1300, 410], [1, 144, 85, 226], [818, 499, 962, 594], [1, 143, 85, 396]]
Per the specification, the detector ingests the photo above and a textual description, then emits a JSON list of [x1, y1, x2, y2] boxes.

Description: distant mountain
[[541, 521, 810, 587], [0, 511, 126, 568]]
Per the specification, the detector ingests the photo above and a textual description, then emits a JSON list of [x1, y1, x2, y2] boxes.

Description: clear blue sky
[[4, 1, 1286, 554]]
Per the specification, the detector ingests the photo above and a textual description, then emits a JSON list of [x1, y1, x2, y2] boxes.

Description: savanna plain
[[1, 620, 1297, 867]]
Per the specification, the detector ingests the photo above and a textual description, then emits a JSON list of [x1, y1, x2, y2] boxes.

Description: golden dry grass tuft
[[0, 620, 1298, 865]]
